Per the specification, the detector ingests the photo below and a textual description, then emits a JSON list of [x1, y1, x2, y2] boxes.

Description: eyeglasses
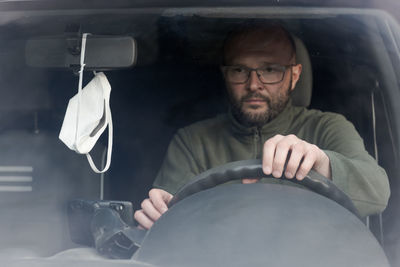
[[222, 64, 296, 84]]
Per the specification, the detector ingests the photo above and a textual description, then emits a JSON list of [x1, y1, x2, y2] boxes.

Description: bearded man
[[134, 24, 390, 229]]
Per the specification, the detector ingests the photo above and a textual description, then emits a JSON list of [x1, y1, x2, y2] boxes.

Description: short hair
[[222, 22, 296, 65]]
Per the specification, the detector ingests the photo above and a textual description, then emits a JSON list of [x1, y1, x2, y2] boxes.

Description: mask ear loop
[[86, 76, 113, 174]]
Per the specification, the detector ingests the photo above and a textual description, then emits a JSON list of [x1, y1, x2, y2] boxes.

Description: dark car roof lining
[[0, 7, 393, 37], [0, 0, 395, 11]]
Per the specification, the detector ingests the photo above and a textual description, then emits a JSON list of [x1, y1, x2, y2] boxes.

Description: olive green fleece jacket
[[153, 101, 390, 217]]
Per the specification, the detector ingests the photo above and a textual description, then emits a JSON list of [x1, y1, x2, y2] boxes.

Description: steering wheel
[[134, 159, 386, 266], [169, 159, 360, 217]]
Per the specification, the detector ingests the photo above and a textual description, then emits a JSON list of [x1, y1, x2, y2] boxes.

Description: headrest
[[291, 36, 312, 107]]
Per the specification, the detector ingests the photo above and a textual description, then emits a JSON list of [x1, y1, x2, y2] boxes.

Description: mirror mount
[[65, 23, 83, 57]]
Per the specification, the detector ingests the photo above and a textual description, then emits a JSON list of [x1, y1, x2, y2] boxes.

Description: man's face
[[223, 31, 302, 127]]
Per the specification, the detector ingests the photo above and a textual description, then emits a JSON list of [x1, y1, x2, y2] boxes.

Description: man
[[134, 24, 390, 230]]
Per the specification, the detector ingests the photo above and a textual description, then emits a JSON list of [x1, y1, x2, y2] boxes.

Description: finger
[[141, 198, 162, 221], [242, 178, 260, 184], [296, 152, 316, 180], [149, 189, 173, 214], [134, 209, 154, 230], [262, 135, 284, 175], [162, 190, 174, 203], [272, 141, 291, 178], [285, 143, 305, 179]]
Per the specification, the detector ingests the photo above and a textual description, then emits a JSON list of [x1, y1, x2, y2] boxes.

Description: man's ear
[[290, 63, 302, 91]]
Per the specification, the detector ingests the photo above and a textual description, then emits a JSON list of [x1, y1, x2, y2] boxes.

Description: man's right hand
[[134, 188, 173, 230]]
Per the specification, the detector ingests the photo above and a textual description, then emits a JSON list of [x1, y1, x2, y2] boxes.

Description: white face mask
[[59, 34, 113, 173]]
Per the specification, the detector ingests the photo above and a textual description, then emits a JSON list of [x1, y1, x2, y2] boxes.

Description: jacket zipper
[[254, 127, 262, 158]]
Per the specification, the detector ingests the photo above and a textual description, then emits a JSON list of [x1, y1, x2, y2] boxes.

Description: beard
[[228, 83, 292, 128]]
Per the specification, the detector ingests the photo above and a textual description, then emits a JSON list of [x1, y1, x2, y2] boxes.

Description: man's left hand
[[261, 134, 331, 180]]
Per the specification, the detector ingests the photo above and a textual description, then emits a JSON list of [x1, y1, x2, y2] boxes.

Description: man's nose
[[248, 70, 263, 91]]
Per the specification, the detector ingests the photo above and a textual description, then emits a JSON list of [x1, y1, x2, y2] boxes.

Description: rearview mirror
[[25, 35, 136, 70]]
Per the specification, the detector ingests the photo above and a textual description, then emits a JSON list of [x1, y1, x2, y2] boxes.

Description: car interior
[[0, 6, 398, 266]]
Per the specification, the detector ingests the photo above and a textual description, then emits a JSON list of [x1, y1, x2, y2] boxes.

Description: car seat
[[291, 35, 313, 107]]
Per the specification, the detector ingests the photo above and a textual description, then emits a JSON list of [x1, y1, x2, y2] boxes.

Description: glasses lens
[[225, 66, 249, 83], [224, 65, 289, 84], [258, 65, 286, 84]]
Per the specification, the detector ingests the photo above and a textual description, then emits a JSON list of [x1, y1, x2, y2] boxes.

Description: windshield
[[0, 5, 399, 267]]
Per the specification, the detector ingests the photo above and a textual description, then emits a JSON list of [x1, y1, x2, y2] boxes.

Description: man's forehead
[[224, 27, 294, 64], [225, 39, 294, 65]]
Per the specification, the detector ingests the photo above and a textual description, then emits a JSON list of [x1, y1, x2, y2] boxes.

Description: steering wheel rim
[[169, 159, 360, 218]]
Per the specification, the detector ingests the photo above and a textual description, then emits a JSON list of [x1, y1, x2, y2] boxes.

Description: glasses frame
[[222, 64, 297, 85]]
